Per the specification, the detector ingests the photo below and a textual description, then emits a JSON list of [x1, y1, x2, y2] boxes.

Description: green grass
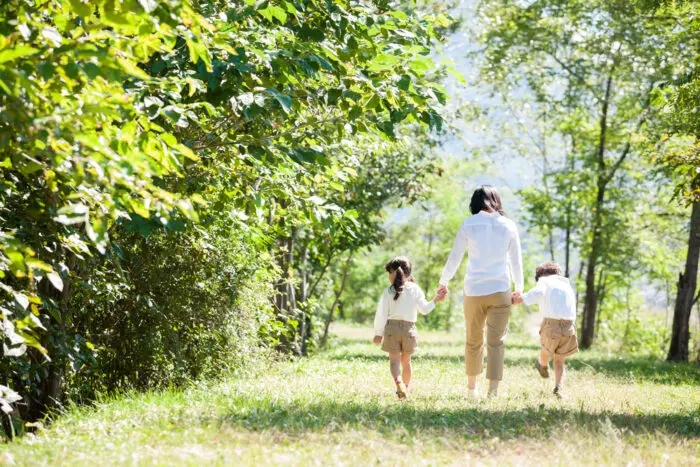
[[1, 323, 699, 466]]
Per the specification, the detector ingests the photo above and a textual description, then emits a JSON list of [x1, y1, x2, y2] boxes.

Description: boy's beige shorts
[[381, 319, 417, 354], [540, 318, 579, 357]]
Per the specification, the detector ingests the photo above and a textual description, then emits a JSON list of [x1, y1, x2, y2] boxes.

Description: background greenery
[[0, 0, 698, 441]]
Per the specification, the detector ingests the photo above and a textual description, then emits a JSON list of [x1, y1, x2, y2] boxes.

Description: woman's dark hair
[[535, 261, 563, 281], [385, 256, 414, 300], [469, 185, 505, 216]]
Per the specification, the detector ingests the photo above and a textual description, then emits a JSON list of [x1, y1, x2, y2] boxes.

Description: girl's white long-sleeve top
[[373, 282, 435, 336], [439, 211, 524, 296]]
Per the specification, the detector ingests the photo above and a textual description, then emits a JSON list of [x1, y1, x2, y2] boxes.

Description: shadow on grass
[[328, 353, 464, 364], [330, 336, 466, 349], [328, 350, 700, 386], [566, 356, 700, 386], [214, 398, 700, 440]]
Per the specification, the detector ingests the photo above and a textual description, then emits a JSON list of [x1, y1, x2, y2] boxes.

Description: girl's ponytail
[[385, 256, 414, 300]]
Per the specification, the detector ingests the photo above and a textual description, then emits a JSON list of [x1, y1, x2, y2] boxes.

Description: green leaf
[[299, 25, 325, 42], [398, 75, 411, 91], [409, 55, 434, 75], [13, 293, 29, 310], [265, 88, 292, 114], [0, 45, 39, 64], [259, 6, 287, 23], [47, 272, 64, 292], [116, 57, 151, 80], [55, 204, 89, 225], [41, 27, 63, 47], [446, 65, 466, 84], [186, 38, 212, 72], [68, 0, 92, 17], [367, 53, 401, 72], [176, 199, 199, 223]]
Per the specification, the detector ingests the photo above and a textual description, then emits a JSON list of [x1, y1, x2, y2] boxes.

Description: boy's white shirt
[[373, 282, 435, 336], [522, 275, 577, 320], [439, 211, 524, 295]]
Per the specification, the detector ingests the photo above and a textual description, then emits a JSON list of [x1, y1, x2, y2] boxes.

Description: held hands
[[511, 291, 523, 305], [373, 335, 382, 345], [433, 284, 448, 303], [433, 287, 447, 303]]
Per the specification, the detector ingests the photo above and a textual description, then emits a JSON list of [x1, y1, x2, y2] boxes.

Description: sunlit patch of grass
[[1, 322, 698, 466]]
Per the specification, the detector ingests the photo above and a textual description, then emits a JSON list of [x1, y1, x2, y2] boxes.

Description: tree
[[0, 0, 208, 421], [477, 0, 691, 348], [640, 0, 700, 360], [0, 0, 452, 422]]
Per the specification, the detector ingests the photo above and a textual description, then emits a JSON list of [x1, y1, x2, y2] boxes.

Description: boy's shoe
[[553, 385, 563, 399], [535, 361, 549, 378], [466, 387, 479, 399], [396, 381, 407, 400]]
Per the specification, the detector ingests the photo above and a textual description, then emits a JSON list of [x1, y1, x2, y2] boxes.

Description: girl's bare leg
[[389, 353, 401, 382], [401, 352, 412, 387]]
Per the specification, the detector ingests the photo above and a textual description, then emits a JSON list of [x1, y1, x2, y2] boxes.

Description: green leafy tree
[[477, 0, 691, 349], [639, 0, 700, 361], [1, 0, 452, 424]]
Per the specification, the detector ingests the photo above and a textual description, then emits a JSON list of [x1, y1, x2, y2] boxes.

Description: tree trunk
[[320, 254, 352, 347], [581, 181, 605, 349], [580, 72, 614, 350], [564, 138, 576, 277], [275, 234, 299, 355], [667, 201, 700, 361]]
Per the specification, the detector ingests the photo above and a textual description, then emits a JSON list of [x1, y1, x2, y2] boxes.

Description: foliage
[[0, 0, 452, 423], [475, 0, 694, 348], [342, 157, 488, 331], [640, 1, 700, 203]]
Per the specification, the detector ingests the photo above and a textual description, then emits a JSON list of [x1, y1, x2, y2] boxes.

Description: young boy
[[512, 261, 578, 398], [373, 257, 446, 399]]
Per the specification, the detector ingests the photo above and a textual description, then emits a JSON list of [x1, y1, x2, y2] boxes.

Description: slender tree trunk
[[564, 221, 571, 277], [564, 138, 576, 277], [594, 268, 606, 337], [581, 182, 606, 349], [275, 233, 299, 355], [298, 240, 311, 356], [321, 254, 352, 347], [581, 72, 614, 350], [667, 202, 700, 361]]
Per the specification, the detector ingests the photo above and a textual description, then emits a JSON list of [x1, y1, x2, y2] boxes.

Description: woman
[[437, 185, 523, 398]]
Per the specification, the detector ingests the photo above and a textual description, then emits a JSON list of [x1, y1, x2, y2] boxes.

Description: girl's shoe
[[396, 381, 407, 399], [535, 361, 549, 378]]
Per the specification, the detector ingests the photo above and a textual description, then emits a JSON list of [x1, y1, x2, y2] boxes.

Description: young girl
[[373, 256, 446, 399]]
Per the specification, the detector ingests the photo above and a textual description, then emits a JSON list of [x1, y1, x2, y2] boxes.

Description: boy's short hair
[[535, 261, 563, 281]]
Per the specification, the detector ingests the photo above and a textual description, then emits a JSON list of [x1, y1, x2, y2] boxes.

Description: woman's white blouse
[[439, 211, 524, 296], [373, 282, 435, 336]]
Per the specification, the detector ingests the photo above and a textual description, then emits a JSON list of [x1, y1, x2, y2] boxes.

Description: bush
[[65, 222, 279, 401]]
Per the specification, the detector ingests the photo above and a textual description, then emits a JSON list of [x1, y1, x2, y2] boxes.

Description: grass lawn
[[1, 323, 698, 466]]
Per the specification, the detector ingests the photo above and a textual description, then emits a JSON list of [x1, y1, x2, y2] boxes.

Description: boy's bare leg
[[540, 349, 550, 368], [401, 352, 412, 387], [389, 353, 401, 382], [468, 375, 477, 390], [553, 354, 566, 387]]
